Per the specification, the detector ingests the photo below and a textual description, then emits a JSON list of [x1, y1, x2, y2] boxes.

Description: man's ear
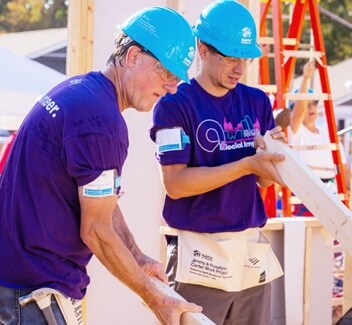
[[124, 45, 141, 67], [197, 42, 209, 60]]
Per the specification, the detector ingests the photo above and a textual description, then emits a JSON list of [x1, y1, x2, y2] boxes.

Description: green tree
[[0, 0, 350, 65], [262, 0, 351, 80], [318, 0, 352, 65], [289, 0, 352, 75], [0, 0, 67, 33]]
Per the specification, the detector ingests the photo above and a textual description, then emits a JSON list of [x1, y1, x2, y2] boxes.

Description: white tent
[[0, 45, 66, 130]]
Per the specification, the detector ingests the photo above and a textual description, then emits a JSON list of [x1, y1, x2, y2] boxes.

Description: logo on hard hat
[[241, 27, 252, 45], [183, 46, 195, 67]]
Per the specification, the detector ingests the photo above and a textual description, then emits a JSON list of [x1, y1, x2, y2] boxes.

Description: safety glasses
[[142, 49, 181, 83], [204, 43, 254, 66]]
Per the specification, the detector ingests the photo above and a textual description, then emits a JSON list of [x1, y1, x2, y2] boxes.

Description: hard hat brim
[[194, 28, 262, 59], [218, 43, 263, 59]]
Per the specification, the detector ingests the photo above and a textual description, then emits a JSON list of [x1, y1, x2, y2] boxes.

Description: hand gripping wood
[[149, 277, 215, 325], [263, 131, 352, 256]]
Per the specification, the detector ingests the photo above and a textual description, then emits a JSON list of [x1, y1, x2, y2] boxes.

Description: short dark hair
[[106, 33, 141, 67], [200, 41, 224, 56]]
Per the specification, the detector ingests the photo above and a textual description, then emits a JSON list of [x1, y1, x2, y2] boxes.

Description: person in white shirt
[[288, 60, 350, 215]]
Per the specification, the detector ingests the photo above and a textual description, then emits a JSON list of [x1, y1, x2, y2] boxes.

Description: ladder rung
[[259, 37, 297, 46], [284, 93, 330, 101], [332, 297, 344, 307], [260, 0, 295, 2], [299, 44, 314, 50], [283, 50, 322, 59], [257, 84, 277, 93], [290, 143, 338, 151], [338, 193, 347, 201], [266, 14, 292, 20], [333, 244, 343, 253], [256, 85, 277, 94], [289, 196, 301, 205]]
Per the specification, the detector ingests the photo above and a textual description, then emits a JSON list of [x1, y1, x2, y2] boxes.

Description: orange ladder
[[258, 0, 348, 217]]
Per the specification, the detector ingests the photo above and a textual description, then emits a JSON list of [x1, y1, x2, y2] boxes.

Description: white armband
[[156, 128, 190, 153], [83, 169, 120, 197]]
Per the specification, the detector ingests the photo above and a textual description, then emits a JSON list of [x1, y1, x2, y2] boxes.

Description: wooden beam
[[149, 278, 215, 325], [343, 253, 352, 313], [263, 132, 352, 256], [167, 0, 186, 13], [240, 0, 260, 87], [67, 0, 94, 76]]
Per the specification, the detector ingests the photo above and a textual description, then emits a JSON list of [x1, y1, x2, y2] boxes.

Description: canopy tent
[[0, 45, 66, 130]]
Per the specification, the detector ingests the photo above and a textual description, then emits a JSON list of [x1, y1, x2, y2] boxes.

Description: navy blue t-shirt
[[0, 71, 128, 299], [150, 79, 274, 233]]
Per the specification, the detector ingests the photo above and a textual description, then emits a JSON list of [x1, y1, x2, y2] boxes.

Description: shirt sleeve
[[62, 133, 124, 186], [150, 97, 191, 166]]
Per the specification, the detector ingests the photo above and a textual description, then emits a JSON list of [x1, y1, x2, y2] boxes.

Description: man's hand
[[255, 126, 286, 150], [144, 279, 204, 325], [249, 151, 285, 187], [136, 253, 169, 284], [250, 127, 286, 187], [151, 296, 203, 325]]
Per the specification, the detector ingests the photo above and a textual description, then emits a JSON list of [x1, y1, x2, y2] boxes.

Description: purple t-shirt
[[0, 71, 128, 299], [150, 79, 274, 233]]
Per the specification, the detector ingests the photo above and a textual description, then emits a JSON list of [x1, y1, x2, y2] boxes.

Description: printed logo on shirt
[[70, 79, 82, 85], [39, 95, 61, 118], [196, 115, 260, 152]]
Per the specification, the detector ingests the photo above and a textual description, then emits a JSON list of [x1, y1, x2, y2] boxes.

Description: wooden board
[[263, 131, 352, 256], [150, 278, 215, 325]]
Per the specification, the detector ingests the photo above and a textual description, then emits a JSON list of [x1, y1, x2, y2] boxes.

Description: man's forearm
[[112, 203, 144, 260]]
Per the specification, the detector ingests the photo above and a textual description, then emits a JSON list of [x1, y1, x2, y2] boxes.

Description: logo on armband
[[156, 128, 190, 153], [83, 170, 120, 197]]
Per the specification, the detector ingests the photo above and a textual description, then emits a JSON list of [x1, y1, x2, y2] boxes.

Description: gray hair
[[106, 33, 141, 67]]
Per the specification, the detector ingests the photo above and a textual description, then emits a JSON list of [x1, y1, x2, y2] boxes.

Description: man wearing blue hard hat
[[150, 1, 286, 324], [0, 6, 201, 325]]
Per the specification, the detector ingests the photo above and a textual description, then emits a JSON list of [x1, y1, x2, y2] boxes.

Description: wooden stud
[[343, 253, 352, 314], [303, 227, 312, 325], [263, 131, 352, 256], [67, 0, 94, 76]]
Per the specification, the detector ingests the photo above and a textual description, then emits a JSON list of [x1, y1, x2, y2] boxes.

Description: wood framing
[[263, 132, 352, 256], [343, 253, 352, 313], [167, 0, 186, 13], [149, 278, 215, 325], [67, 0, 94, 76]]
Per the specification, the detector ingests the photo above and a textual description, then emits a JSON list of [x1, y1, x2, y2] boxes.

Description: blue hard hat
[[121, 6, 196, 83], [193, 0, 262, 58]]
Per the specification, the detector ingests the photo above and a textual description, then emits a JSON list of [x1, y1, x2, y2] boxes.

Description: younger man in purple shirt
[[150, 1, 285, 324]]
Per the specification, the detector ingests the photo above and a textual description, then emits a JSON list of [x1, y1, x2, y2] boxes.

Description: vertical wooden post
[[343, 253, 352, 314], [66, 0, 94, 76], [66, 5, 95, 322], [167, 0, 186, 13], [238, 0, 260, 87], [303, 227, 312, 325]]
